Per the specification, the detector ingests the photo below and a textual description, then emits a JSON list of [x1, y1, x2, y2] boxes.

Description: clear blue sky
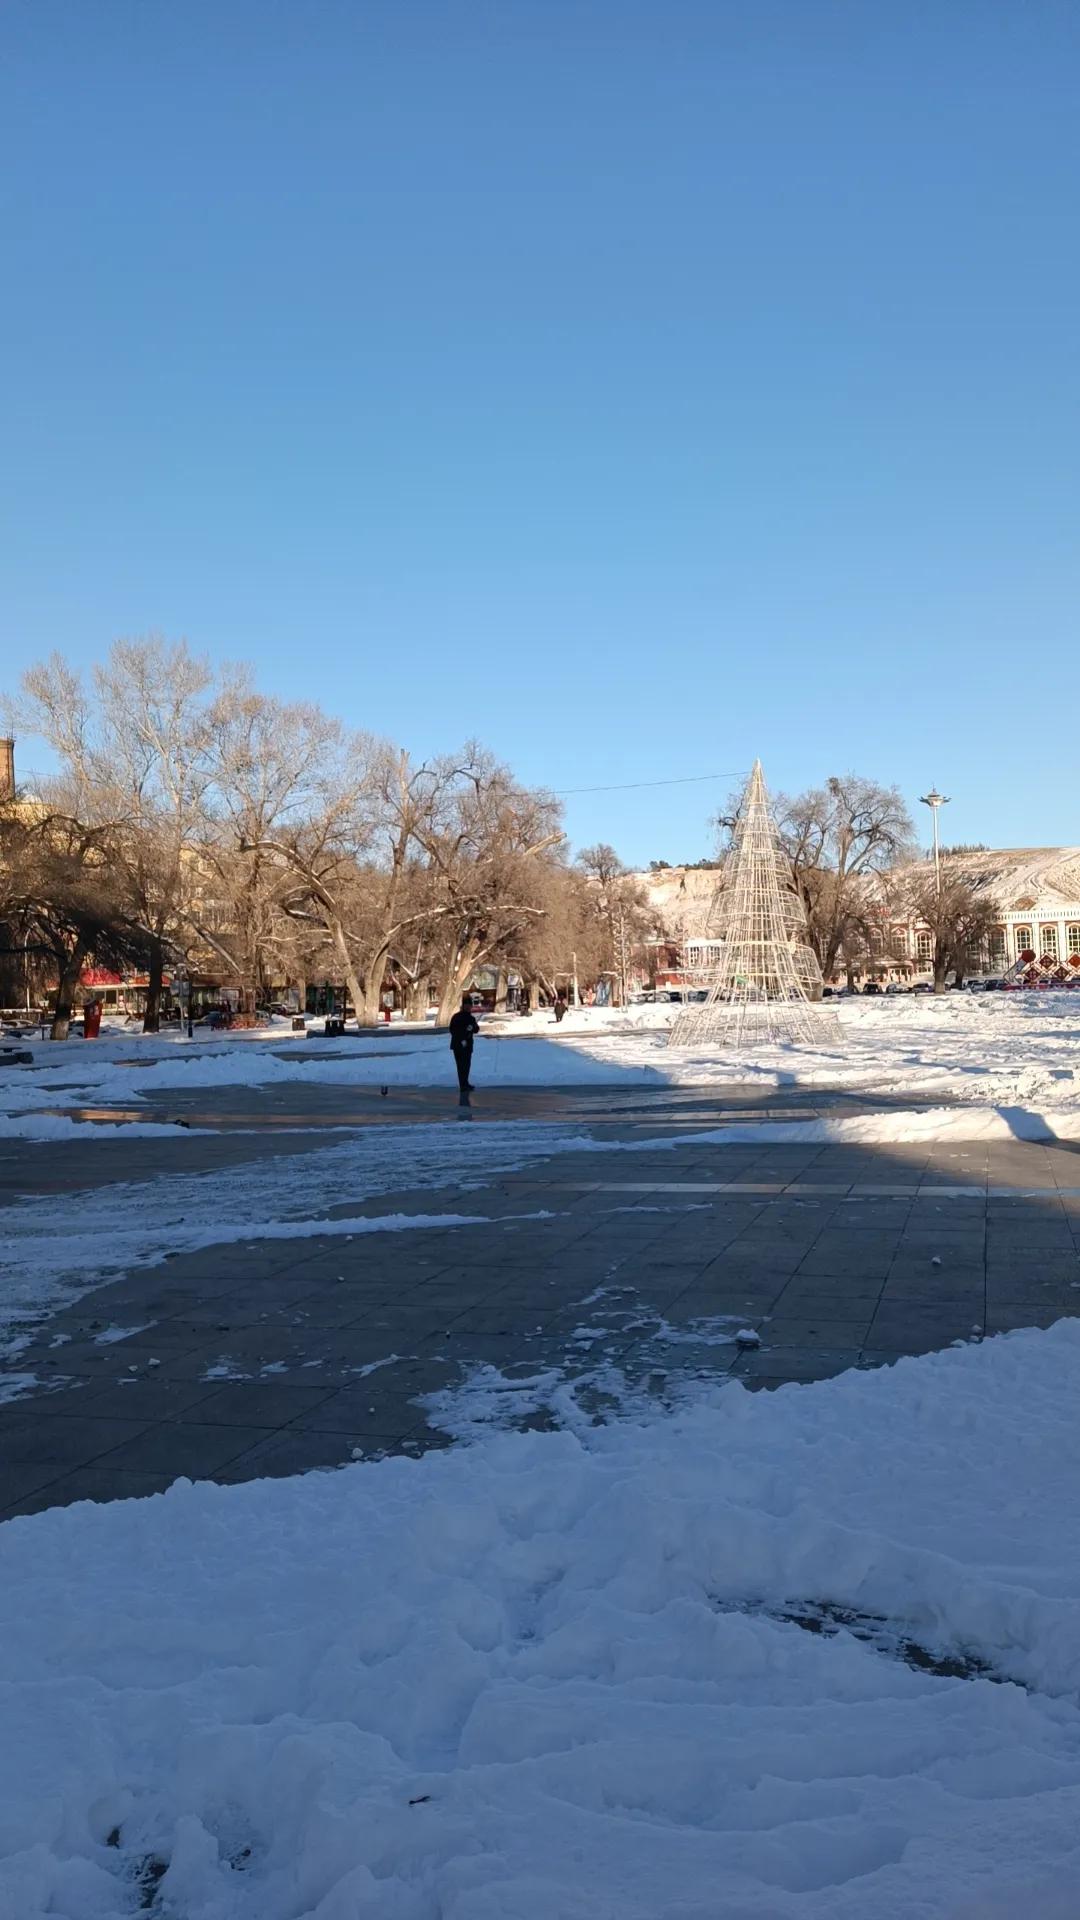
[[2, 1, 1078, 865]]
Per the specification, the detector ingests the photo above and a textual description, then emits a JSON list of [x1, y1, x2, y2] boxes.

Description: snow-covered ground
[[4, 993, 1080, 1116], [4, 1325, 1080, 1918]]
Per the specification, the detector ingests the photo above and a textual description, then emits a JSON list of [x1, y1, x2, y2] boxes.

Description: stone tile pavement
[[4, 1113, 1080, 1520]]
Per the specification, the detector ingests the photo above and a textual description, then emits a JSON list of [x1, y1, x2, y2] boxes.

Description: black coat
[[449, 1009, 479, 1050]]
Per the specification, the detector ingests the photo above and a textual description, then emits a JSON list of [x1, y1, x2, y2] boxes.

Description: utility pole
[[614, 907, 630, 1008], [919, 787, 950, 895]]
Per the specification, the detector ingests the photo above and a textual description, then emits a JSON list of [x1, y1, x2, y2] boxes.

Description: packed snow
[[4, 1326, 1080, 1917], [5, 992, 1080, 1113]]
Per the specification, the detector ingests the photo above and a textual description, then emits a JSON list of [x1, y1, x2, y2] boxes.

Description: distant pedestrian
[[553, 993, 568, 1023], [449, 995, 479, 1092]]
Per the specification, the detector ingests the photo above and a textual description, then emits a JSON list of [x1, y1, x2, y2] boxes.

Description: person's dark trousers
[[452, 1043, 473, 1092]]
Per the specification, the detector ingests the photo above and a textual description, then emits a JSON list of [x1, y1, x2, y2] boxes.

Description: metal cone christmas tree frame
[[669, 760, 841, 1049]]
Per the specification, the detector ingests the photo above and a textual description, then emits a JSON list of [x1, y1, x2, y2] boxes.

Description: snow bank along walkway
[[5, 1323, 1080, 1917], [4, 1082, 1080, 1519]]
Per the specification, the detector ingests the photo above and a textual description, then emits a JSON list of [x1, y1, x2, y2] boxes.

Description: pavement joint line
[[553, 1181, 1032, 1198], [625, 1109, 829, 1125]]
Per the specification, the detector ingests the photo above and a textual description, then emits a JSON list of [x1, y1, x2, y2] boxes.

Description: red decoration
[[1019, 949, 1036, 964]]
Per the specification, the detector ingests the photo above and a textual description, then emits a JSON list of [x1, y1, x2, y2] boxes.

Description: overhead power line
[[555, 770, 742, 798]]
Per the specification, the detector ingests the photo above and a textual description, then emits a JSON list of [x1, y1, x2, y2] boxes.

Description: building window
[[988, 928, 1007, 968], [915, 930, 934, 964], [1068, 927, 1080, 957], [1041, 926, 1059, 960], [685, 940, 723, 970], [1015, 927, 1033, 957]]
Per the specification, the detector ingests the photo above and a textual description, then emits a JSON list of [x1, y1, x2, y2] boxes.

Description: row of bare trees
[[1, 638, 643, 1037]]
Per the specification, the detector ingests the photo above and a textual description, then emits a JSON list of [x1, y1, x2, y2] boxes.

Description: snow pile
[[5, 1326, 1080, 1916], [602, 1104, 1080, 1148]]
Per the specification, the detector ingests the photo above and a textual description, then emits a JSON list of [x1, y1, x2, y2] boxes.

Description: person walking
[[449, 994, 480, 1093]]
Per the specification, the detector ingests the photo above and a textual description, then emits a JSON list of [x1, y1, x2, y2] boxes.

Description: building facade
[[875, 848, 1080, 981]]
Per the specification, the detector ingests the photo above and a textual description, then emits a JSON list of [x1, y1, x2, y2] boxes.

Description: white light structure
[[669, 759, 840, 1049], [919, 786, 950, 894]]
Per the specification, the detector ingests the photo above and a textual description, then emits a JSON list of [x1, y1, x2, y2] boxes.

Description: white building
[[880, 848, 1080, 979]]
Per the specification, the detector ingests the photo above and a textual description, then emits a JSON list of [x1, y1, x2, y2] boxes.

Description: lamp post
[[919, 787, 950, 894]]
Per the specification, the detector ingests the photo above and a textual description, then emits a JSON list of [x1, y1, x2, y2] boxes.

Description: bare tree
[[772, 774, 916, 980], [202, 680, 348, 1003], [229, 735, 383, 1023], [15, 638, 215, 1030], [1, 802, 152, 1038], [576, 843, 653, 1004], [411, 748, 563, 1023], [904, 871, 1001, 993], [215, 705, 458, 1025]]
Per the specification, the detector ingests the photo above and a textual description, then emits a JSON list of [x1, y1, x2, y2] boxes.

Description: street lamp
[[920, 787, 951, 893]]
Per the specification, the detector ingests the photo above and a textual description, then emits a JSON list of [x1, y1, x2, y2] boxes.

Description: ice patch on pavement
[[0, 1120, 584, 1334], [0, 1112, 205, 1139], [422, 1308, 742, 1440], [4, 1326, 1080, 1916]]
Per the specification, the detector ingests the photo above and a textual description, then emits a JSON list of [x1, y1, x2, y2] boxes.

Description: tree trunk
[[933, 954, 949, 994], [404, 976, 429, 1023], [437, 936, 482, 1025], [494, 968, 509, 1011], [142, 938, 164, 1033], [952, 961, 966, 990], [324, 913, 366, 1028], [51, 939, 86, 1041], [358, 950, 388, 1027]]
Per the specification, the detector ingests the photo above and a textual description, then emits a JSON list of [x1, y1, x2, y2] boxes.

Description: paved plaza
[[3, 1083, 1080, 1520]]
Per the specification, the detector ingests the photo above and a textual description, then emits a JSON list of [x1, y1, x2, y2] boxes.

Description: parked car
[[862, 981, 882, 995]]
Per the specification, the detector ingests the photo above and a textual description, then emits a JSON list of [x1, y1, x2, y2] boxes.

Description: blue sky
[[2, 1, 1078, 865]]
